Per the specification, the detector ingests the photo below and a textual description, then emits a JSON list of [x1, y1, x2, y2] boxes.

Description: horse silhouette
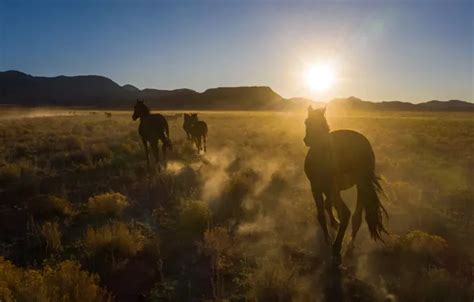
[[132, 100, 172, 169], [304, 106, 387, 264], [184, 113, 208, 153], [183, 113, 193, 140]]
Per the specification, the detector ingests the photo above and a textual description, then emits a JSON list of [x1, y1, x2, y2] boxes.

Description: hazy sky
[[1, 0, 472, 102]]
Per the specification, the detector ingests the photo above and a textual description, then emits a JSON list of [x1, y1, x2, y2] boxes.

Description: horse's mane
[[139, 102, 151, 115]]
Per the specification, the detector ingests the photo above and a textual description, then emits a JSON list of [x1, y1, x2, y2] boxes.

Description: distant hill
[[328, 96, 474, 112], [0, 71, 472, 111], [0, 70, 296, 110]]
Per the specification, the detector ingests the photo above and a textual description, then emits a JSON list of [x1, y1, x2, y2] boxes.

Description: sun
[[305, 63, 336, 92]]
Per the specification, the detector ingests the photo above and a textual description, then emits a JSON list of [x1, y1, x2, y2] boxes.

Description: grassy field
[[0, 108, 472, 301]]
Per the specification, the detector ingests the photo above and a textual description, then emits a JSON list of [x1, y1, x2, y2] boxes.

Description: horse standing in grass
[[304, 106, 387, 264], [132, 100, 172, 169], [184, 113, 208, 153]]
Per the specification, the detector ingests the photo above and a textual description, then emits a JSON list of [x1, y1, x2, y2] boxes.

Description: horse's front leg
[[193, 136, 200, 153], [324, 197, 339, 229], [161, 139, 168, 169], [150, 140, 161, 171], [142, 139, 150, 169], [311, 184, 330, 244], [332, 191, 351, 265]]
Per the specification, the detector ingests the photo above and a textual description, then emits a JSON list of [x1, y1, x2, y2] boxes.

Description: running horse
[[304, 106, 387, 264], [184, 113, 208, 153], [132, 100, 172, 169]]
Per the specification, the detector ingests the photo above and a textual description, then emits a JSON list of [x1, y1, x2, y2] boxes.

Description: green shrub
[[87, 192, 129, 218]]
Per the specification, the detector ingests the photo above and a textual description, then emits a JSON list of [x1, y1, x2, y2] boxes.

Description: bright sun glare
[[305, 63, 336, 92]]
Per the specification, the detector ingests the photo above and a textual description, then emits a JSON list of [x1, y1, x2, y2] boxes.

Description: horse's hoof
[[331, 253, 342, 266]]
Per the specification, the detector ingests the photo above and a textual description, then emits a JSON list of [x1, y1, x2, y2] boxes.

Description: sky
[[1, 0, 472, 102]]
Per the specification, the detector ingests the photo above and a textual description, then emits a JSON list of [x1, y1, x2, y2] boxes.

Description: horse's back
[[139, 114, 168, 139], [191, 121, 208, 136], [305, 129, 375, 190], [330, 130, 375, 168]]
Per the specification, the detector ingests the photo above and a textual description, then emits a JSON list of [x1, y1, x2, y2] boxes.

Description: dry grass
[[0, 109, 472, 301]]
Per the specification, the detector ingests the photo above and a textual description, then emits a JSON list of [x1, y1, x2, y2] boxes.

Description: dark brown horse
[[304, 106, 387, 264], [184, 113, 208, 153], [132, 100, 172, 169], [183, 113, 193, 140]]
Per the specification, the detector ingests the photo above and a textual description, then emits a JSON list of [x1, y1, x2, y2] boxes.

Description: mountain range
[[1, 71, 472, 111]]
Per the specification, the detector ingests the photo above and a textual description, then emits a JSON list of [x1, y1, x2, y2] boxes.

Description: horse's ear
[[308, 105, 313, 113]]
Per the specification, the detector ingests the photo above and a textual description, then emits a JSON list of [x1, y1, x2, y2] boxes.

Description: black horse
[[184, 113, 208, 153], [183, 113, 193, 140], [132, 100, 172, 169], [304, 106, 387, 264]]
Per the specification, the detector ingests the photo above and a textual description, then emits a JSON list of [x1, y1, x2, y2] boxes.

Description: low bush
[[82, 222, 145, 265], [176, 199, 209, 240], [87, 192, 129, 218], [40, 221, 62, 254], [0, 257, 110, 302], [366, 230, 471, 301], [28, 195, 74, 220]]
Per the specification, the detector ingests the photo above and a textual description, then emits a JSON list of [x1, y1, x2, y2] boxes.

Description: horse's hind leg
[[193, 136, 200, 153], [203, 135, 207, 152], [161, 141, 168, 168], [311, 185, 330, 244], [142, 139, 150, 168], [350, 190, 363, 247], [150, 141, 161, 170], [198, 136, 203, 151], [332, 191, 351, 264]]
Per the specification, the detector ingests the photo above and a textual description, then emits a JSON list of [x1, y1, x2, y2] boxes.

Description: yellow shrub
[[83, 222, 144, 259], [42, 260, 110, 302], [0, 257, 109, 302], [40, 221, 62, 254], [28, 195, 74, 220], [87, 192, 129, 217]]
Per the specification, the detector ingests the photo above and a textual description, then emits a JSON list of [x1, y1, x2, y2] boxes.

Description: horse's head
[[132, 100, 150, 121], [191, 113, 199, 123], [304, 105, 330, 147]]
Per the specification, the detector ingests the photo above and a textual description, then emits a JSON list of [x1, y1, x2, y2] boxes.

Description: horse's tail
[[164, 119, 170, 140], [162, 118, 172, 150], [203, 122, 208, 137], [359, 172, 388, 241]]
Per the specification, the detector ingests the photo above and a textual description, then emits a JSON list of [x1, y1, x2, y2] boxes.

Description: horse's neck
[[310, 132, 331, 150], [140, 113, 151, 121]]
